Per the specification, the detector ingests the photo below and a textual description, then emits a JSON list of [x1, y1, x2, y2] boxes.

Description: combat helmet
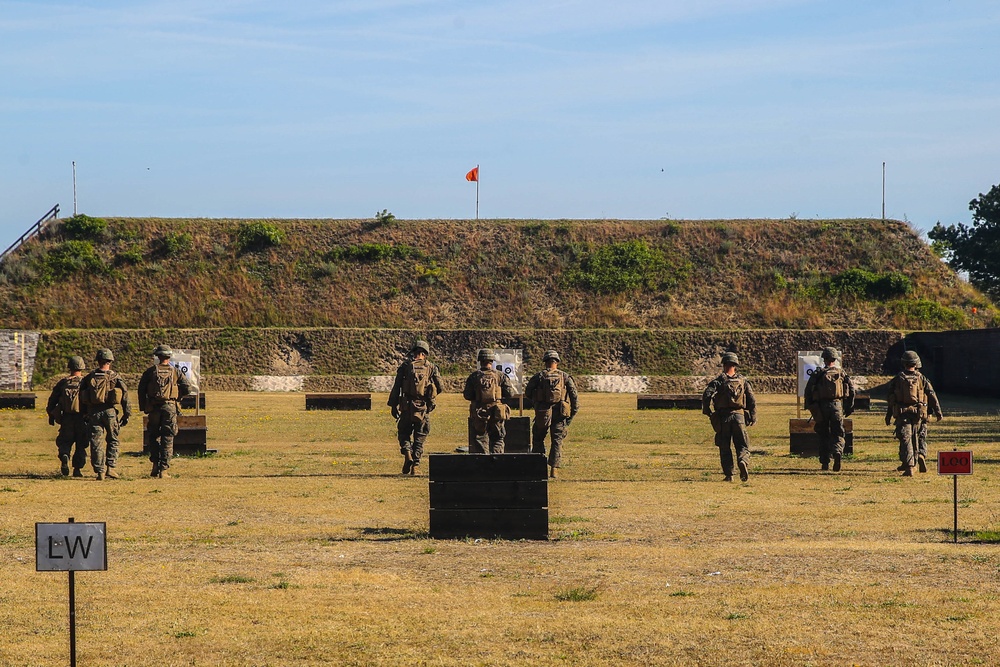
[[411, 340, 430, 356], [153, 344, 173, 359], [821, 347, 841, 362], [95, 348, 114, 363], [901, 350, 921, 368], [67, 356, 86, 372], [477, 348, 496, 362], [721, 352, 740, 366], [542, 350, 561, 362]]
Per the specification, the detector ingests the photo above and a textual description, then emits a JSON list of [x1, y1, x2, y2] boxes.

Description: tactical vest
[[85, 370, 121, 409], [712, 375, 747, 411], [59, 376, 83, 415], [894, 372, 926, 407], [815, 367, 847, 400], [402, 359, 434, 401], [534, 370, 566, 404], [146, 365, 179, 402], [475, 369, 502, 405]]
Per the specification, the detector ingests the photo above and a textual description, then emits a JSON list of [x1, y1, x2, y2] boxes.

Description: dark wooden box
[[305, 393, 372, 411], [143, 414, 209, 456], [179, 393, 206, 410], [637, 394, 703, 410], [789, 418, 855, 457], [0, 392, 36, 409]]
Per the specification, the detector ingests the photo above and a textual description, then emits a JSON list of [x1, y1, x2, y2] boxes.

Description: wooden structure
[[429, 453, 548, 540], [305, 393, 372, 410], [789, 418, 854, 457], [502, 394, 534, 411], [853, 395, 871, 411], [637, 394, 702, 410], [0, 392, 36, 409], [143, 414, 209, 456], [180, 393, 206, 410]]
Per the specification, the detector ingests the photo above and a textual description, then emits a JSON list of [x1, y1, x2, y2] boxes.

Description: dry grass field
[[2, 391, 1000, 666]]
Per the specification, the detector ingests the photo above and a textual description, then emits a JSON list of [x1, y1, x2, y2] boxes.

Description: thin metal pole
[[72, 162, 78, 216], [476, 165, 480, 220], [881, 161, 885, 220], [953, 474, 958, 543], [68, 517, 77, 667]]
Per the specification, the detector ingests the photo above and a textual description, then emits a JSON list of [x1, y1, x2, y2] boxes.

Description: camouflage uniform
[[524, 351, 579, 474], [702, 353, 757, 482], [79, 349, 132, 480], [886, 351, 941, 475], [463, 350, 514, 454], [388, 341, 444, 474], [803, 348, 856, 471], [138, 345, 193, 478], [46, 357, 89, 476]]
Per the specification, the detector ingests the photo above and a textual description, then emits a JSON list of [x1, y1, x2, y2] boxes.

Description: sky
[[2, 0, 998, 250]]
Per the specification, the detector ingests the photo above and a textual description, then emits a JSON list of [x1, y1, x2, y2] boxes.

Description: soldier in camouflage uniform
[[524, 350, 579, 478], [702, 352, 757, 482], [138, 345, 192, 478], [46, 356, 89, 477], [388, 340, 444, 476], [79, 348, 132, 481], [803, 347, 856, 472], [463, 349, 514, 454], [886, 351, 942, 476]]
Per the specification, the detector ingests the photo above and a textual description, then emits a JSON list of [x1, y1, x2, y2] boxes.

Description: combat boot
[[59, 455, 70, 476], [738, 460, 749, 482], [401, 447, 413, 475], [550, 466, 557, 479], [96, 471, 105, 481], [72, 468, 83, 478], [106, 467, 120, 480], [896, 463, 907, 472], [150, 464, 161, 478], [821, 462, 830, 471], [833, 454, 842, 472], [902, 467, 913, 477], [409, 462, 418, 476], [724, 474, 734, 482], [917, 455, 927, 473], [158, 470, 170, 479]]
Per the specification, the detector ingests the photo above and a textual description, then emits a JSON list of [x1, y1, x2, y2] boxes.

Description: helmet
[[721, 352, 739, 366], [542, 350, 561, 362], [411, 340, 430, 356], [821, 347, 841, 362], [901, 350, 921, 368], [95, 348, 114, 363], [67, 356, 86, 372], [477, 348, 496, 362], [153, 344, 173, 359]]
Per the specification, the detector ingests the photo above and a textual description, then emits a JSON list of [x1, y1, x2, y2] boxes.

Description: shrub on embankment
[[0, 216, 992, 331]]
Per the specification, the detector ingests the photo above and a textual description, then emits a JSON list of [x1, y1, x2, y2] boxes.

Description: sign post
[[938, 450, 973, 543], [36, 518, 107, 666]]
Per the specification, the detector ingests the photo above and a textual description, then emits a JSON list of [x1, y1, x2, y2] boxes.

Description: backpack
[[535, 370, 566, 404], [402, 359, 433, 401], [59, 376, 82, 414], [476, 369, 502, 405], [146, 365, 179, 402], [894, 372, 925, 407], [713, 375, 747, 410], [85, 371, 117, 408], [815, 367, 846, 400]]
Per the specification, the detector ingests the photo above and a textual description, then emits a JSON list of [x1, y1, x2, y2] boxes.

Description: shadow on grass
[[321, 527, 429, 542], [918, 527, 1000, 544]]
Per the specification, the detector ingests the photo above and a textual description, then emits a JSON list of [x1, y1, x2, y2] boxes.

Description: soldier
[[463, 349, 514, 454], [79, 348, 132, 480], [138, 345, 192, 478], [524, 350, 579, 479], [886, 350, 942, 476], [803, 347, 856, 472], [45, 356, 89, 477], [387, 340, 444, 476], [702, 352, 757, 482]]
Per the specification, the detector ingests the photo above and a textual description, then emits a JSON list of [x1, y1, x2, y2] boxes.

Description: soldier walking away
[[46, 356, 90, 477], [138, 345, 192, 478], [524, 350, 579, 479], [463, 349, 514, 454], [80, 348, 132, 481], [702, 352, 757, 482], [803, 347, 856, 472], [387, 340, 444, 476], [886, 351, 942, 476]]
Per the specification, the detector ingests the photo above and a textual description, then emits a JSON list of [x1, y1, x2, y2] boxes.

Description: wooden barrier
[[789, 418, 854, 457], [429, 453, 548, 540], [853, 395, 871, 411], [143, 414, 209, 456], [502, 394, 534, 411], [305, 393, 372, 410], [180, 393, 206, 410], [0, 392, 36, 409], [637, 394, 702, 410]]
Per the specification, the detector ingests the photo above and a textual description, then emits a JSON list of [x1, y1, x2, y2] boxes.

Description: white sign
[[797, 350, 841, 398], [492, 349, 523, 394], [169, 349, 200, 394], [36, 523, 107, 571]]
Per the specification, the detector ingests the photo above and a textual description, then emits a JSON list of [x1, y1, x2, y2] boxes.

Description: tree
[[929, 183, 1000, 301]]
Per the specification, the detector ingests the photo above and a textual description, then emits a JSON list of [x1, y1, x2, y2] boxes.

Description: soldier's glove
[[884, 414, 892, 426], [48, 415, 55, 426], [391, 406, 400, 420], [428, 401, 436, 414], [746, 416, 756, 427], [119, 415, 129, 428], [935, 413, 943, 422], [702, 409, 713, 418]]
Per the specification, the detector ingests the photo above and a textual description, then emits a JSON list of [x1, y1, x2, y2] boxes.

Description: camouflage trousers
[[147, 403, 179, 470], [813, 400, 846, 465], [531, 405, 570, 468], [397, 410, 431, 465], [56, 414, 89, 471], [714, 410, 750, 477], [88, 409, 121, 474], [469, 406, 506, 454], [895, 416, 926, 469]]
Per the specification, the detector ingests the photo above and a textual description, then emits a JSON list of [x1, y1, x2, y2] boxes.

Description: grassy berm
[[0, 216, 993, 329], [2, 392, 1000, 666]]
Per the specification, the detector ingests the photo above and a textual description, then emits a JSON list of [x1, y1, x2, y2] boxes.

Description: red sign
[[938, 451, 973, 475]]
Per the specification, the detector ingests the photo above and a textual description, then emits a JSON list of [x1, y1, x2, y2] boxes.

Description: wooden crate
[[305, 393, 372, 411], [502, 394, 535, 411], [0, 392, 36, 409], [637, 394, 703, 410], [143, 414, 209, 456], [179, 393, 206, 410], [789, 418, 854, 457], [428, 453, 548, 540]]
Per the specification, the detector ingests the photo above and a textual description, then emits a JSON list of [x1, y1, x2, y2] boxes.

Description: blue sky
[[2, 0, 998, 249]]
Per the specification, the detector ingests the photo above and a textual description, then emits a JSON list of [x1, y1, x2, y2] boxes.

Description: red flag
[[465, 166, 479, 182]]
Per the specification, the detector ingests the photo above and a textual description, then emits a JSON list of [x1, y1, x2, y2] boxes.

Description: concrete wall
[[901, 328, 1000, 397]]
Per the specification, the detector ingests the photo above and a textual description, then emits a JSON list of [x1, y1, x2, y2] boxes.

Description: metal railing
[[0, 204, 60, 264]]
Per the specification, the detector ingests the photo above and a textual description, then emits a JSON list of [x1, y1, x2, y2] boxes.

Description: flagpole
[[476, 164, 480, 220]]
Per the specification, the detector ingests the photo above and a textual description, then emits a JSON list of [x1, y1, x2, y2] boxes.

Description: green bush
[[37, 240, 105, 281], [115, 246, 144, 266], [159, 232, 192, 256], [892, 299, 966, 328], [62, 214, 107, 240], [326, 243, 418, 262], [374, 209, 396, 225], [235, 221, 284, 253], [575, 240, 664, 293], [828, 269, 911, 300]]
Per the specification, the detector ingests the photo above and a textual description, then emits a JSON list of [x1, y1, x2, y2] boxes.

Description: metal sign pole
[[68, 517, 77, 667], [953, 474, 959, 544]]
